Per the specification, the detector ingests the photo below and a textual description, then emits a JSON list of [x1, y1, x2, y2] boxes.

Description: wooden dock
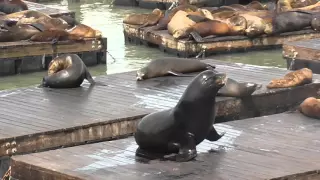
[[25, 1, 75, 18], [283, 38, 320, 74], [124, 24, 320, 58], [10, 112, 320, 180], [0, 59, 319, 158], [0, 38, 107, 76]]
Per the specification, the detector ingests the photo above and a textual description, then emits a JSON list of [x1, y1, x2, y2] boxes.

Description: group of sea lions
[[0, 1, 101, 43], [123, 0, 320, 42], [133, 57, 317, 162]]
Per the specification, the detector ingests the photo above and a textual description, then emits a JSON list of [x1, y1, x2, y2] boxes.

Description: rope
[[1, 166, 11, 180]]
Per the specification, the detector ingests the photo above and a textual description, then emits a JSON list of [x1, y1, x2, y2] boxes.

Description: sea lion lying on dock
[[40, 54, 106, 88], [0, 23, 40, 42], [67, 24, 102, 39], [277, 0, 318, 12], [185, 15, 247, 42], [134, 70, 226, 162], [299, 97, 320, 119], [0, 0, 27, 14], [267, 68, 313, 89], [17, 16, 69, 30], [123, 8, 164, 28], [136, 57, 215, 81], [217, 78, 262, 97]]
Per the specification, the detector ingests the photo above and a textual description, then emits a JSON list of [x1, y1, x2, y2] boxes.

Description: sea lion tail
[[189, 31, 204, 43]]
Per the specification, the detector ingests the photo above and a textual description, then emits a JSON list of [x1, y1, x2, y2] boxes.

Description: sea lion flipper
[[206, 126, 225, 141], [175, 132, 197, 162], [167, 71, 194, 77], [30, 23, 45, 32], [189, 31, 204, 43], [138, 22, 149, 29], [186, 14, 208, 23], [84, 68, 96, 85]]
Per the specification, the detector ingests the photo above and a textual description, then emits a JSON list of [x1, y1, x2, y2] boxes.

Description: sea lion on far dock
[[267, 68, 313, 89], [123, 8, 164, 28], [277, 0, 318, 12], [136, 57, 215, 81], [217, 78, 262, 97], [0, 23, 40, 42], [299, 97, 320, 119], [134, 70, 226, 162], [185, 15, 247, 42], [268, 10, 313, 35], [40, 54, 106, 88]]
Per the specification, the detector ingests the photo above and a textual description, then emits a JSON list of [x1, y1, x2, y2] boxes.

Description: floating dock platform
[[283, 38, 320, 74], [10, 112, 320, 180], [0, 59, 318, 159], [0, 38, 107, 76], [124, 24, 320, 58], [0, 2, 102, 77]]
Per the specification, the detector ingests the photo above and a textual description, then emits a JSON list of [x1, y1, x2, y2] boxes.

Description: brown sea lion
[[0, 23, 40, 42], [240, 14, 269, 37], [295, 1, 320, 11], [168, 10, 197, 39], [267, 68, 313, 89], [299, 97, 320, 119], [123, 8, 163, 28], [268, 10, 313, 35], [277, 0, 318, 12], [29, 28, 75, 42], [146, 5, 198, 32], [3, 10, 49, 21], [67, 24, 102, 39], [184, 14, 247, 42], [136, 57, 215, 81], [17, 16, 69, 30], [246, 1, 267, 10]]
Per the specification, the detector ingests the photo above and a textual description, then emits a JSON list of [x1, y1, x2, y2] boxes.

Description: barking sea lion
[[134, 70, 226, 162]]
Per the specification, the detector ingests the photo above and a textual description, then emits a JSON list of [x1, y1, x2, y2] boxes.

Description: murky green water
[[0, 0, 286, 90]]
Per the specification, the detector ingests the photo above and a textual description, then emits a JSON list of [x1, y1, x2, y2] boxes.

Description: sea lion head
[[152, 8, 162, 16], [47, 55, 73, 76], [228, 16, 247, 35], [136, 67, 148, 81], [172, 29, 188, 39], [191, 70, 227, 95], [198, 8, 214, 20]]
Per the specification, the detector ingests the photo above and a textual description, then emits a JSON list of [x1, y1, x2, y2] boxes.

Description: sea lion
[[145, 5, 198, 32], [41, 54, 106, 88], [0, 23, 40, 42], [67, 24, 102, 39], [134, 70, 226, 162], [269, 10, 313, 35], [0, 0, 27, 10], [59, 15, 79, 27], [311, 16, 320, 31], [123, 8, 163, 28], [246, 1, 267, 10], [17, 16, 69, 30], [277, 0, 318, 12], [240, 14, 269, 37], [29, 28, 72, 42], [267, 68, 313, 89], [185, 15, 247, 42], [3, 10, 49, 21], [136, 57, 215, 81], [217, 78, 262, 97], [168, 10, 197, 39], [299, 97, 320, 119], [0, 3, 24, 14]]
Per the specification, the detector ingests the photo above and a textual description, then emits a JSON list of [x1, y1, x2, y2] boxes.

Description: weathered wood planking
[[283, 38, 320, 73], [0, 59, 319, 157], [10, 112, 320, 180], [0, 38, 106, 59], [124, 24, 320, 58], [25, 0, 75, 18]]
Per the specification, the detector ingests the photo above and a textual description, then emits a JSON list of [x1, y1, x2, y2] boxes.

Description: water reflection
[[0, 0, 286, 90]]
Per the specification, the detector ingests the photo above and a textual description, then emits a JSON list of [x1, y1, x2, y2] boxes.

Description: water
[[0, 0, 286, 90]]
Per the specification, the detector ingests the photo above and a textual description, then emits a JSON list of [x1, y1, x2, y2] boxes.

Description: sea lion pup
[[145, 5, 198, 32], [277, 0, 318, 12], [40, 54, 106, 88], [123, 8, 164, 28], [136, 57, 215, 81], [217, 78, 262, 97], [0, 23, 40, 42], [67, 24, 102, 39], [267, 10, 313, 35], [299, 97, 320, 119], [184, 14, 247, 42], [267, 68, 313, 89], [134, 70, 226, 162]]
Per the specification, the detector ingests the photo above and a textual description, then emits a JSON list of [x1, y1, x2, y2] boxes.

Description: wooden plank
[[0, 59, 319, 157], [124, 24, 320, 58], [24, 1, 75, 18], [10, 112, 320, 180], [0, 38, 105, 59]]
